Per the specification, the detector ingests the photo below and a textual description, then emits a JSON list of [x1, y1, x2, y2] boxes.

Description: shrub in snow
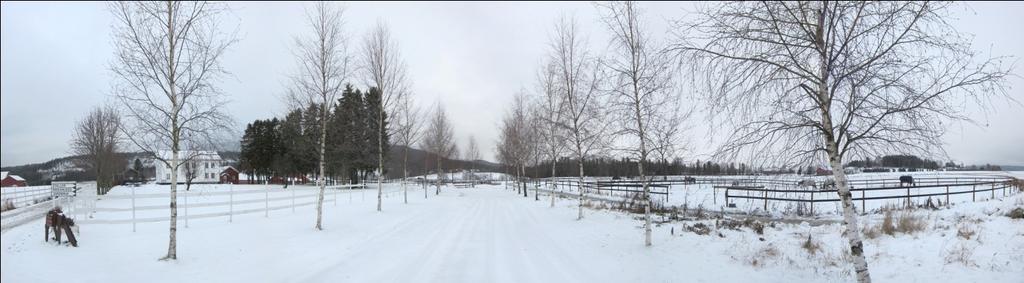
[[956, 224, 976, 240], [684, 222, 711, 235], [944, 242, 978, 267], [876, 210, 926, 236], [801, 234, 822, 255], [1, 200, 14, 212], [896, 211, 927, 234], [749, 244, 780, 267], [1005, 207, 1024, 219], [716, 218, 765, 235]]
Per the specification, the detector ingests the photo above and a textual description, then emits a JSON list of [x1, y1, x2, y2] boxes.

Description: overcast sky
[[2, 2, 1022, 167]]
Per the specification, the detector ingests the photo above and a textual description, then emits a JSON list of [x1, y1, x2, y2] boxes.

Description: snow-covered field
[[548, 171, 1023, 217], [2, 173, 1022, 282], [415, 171, 511, 181]]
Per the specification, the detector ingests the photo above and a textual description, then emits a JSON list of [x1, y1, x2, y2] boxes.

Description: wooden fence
[[720, 179, 1017, 214], [529, 175, 1019, 214]]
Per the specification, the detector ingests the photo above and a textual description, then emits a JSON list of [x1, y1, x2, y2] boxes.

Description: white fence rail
[[1, 186, 53, 209], [72, 183, 392, 232], [1, 182, 96, 231]]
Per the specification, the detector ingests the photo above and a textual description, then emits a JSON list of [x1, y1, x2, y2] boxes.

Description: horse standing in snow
[[44, 207, 78, 247]]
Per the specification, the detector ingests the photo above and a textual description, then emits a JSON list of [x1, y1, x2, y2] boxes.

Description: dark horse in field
[[899, 175, 915, 187]]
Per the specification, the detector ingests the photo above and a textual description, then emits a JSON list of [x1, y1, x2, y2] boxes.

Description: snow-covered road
[[296, 188, 592, 282]]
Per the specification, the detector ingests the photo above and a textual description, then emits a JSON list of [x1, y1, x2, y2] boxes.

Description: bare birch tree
[[525, 109, 544, 201], [534, 62, 566, 207], [496, 92, 532, 198], [597, 1, 686, 247], [465, 135, 481, 186], [288, 2, 350, 230], [549, 16, 609, 220], [361, 21, 409, 212], [420, 103, 456, 196], [71, 105, 123, 194], [109, 1, 235, 260], [394, 95, 424, 204], [670, 2, 1012, 281], [465, 136, 480, 163]]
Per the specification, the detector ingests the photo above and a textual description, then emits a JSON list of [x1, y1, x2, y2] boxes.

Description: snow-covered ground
[[415, 171, 511, 181], [548, 171, 1024, 217], [2, 175, 1021, 282]]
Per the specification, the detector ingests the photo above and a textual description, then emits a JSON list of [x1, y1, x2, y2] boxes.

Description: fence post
[[131, 185, 136, 232], [763, 190, 768, 211], [810, 192, 814, 215], [184, 188, 190, 228], [229, 184, 233, 223], [945, 186, 949, 207], [724, 188, 729, 206], [265, 187, 269, 218], [991, 183, 995, 200], [861, 190, 866, 212], [972, 184, 976, 202], [906, 187, 911, 209]]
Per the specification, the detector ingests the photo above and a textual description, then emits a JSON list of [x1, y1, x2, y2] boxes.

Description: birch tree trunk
[[315, 106, 327, 230], [403, 146, 409, 204], [550, 161, 557, 207], [577, 152, 584, 220], [166, 149, 179, 260], [377, 112, 384, 211], [828, 144, 870, 282]]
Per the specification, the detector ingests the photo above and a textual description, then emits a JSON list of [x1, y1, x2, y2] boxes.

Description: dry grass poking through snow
[[945, 242, 979, 267], [864, 209, 928, 238], [801, 235, 822, 255]]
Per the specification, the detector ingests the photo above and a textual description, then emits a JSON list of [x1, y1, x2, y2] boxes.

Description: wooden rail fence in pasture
[[533, 175, 1019, 216], [720, 178, 1017, 214], [542, 179, 671, 202]]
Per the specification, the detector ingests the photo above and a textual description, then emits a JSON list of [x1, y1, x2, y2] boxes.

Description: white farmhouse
[[154, 151, 226, 184]]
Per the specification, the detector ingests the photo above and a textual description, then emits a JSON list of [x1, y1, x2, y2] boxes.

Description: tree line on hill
[[846, 155, 943, 170], [520, 158, 759, 178]]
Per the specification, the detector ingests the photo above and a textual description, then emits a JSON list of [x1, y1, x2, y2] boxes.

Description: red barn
[[1, 172, 27, 187], [219, 166, 240, 184]]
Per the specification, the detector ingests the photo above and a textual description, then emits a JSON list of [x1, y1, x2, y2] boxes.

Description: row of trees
[[239, 86, 388, 185], [103, 1, 446, 260], [497, 1, 1011, 281], [523, 158, 760, 179], [846, 155, 943, 170], [496, 2, 688, 246]]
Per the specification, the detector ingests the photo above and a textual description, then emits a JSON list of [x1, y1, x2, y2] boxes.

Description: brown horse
[[44, 207, 77, 247]]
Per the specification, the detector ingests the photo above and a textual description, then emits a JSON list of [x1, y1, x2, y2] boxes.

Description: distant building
[[154, 151, 225, 184], [1, 172, 27, 187], [219, 166, 239, 184]]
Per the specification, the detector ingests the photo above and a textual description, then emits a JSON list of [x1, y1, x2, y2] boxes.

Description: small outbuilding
[[1, 171, 27, 187], [220, 166, 240, 184]]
